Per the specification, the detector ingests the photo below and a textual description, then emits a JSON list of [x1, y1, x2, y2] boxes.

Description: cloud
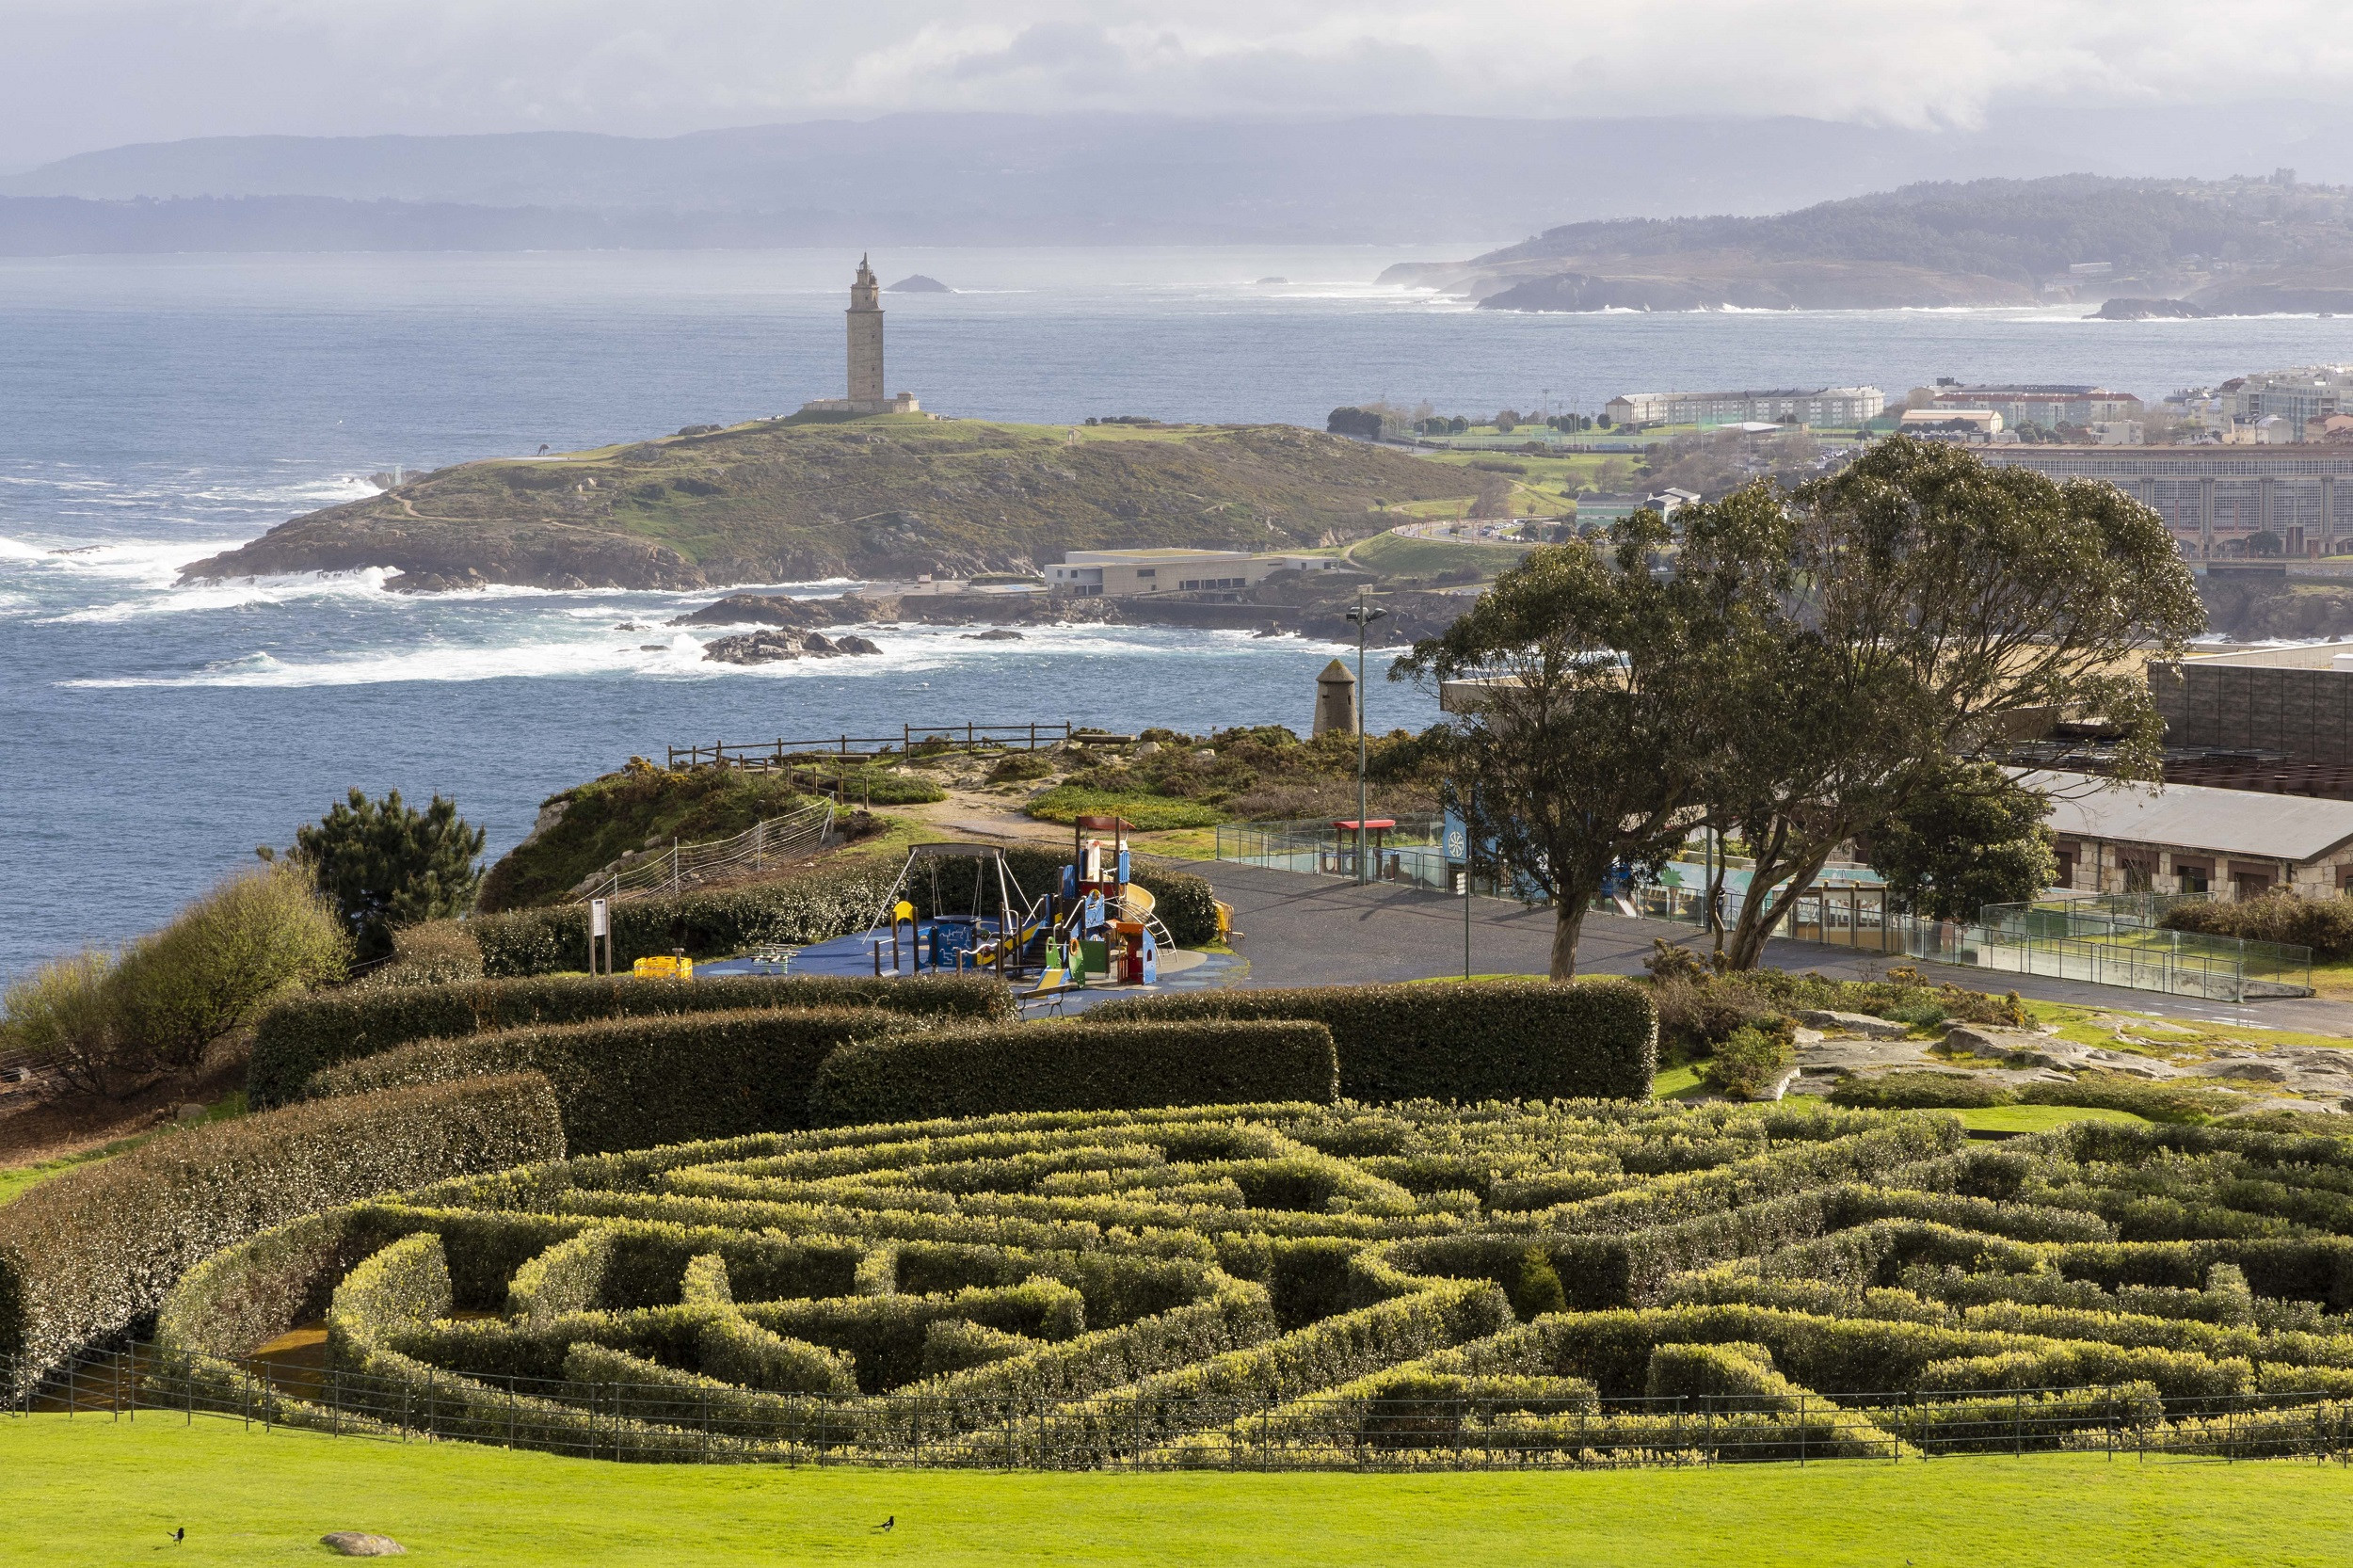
[[3, 0, 2351, 167]]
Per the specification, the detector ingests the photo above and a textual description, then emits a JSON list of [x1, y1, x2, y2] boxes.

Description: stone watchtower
[[847, 254, 886, 407], [1313, 659, 1358, 736]]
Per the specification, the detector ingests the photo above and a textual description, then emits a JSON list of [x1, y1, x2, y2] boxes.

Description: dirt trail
[[0, 1058, 245, 1170]]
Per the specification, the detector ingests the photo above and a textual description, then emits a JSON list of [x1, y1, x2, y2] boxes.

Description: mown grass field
[[1348, 528, 1536, 579], [6, 1416, 2350, 1567]]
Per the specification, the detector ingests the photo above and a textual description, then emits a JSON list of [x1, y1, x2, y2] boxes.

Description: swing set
[[856, 819, 1173, 993]]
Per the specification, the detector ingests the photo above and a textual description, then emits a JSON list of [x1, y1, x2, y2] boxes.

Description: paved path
[[1199, 861, 2353, 1037]]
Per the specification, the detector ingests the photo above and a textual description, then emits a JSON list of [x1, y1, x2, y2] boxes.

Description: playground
[[701, 815, 1241, 1012]]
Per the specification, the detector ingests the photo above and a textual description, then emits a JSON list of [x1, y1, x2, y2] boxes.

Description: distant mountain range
[[1385, 175, 2353, 314], [6, 107, 2353, 254]]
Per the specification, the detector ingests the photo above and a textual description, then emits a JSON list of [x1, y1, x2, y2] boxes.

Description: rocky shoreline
[[666, 584, 1470, 647]]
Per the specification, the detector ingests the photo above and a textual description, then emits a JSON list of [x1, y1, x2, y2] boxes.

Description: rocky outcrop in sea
[[701, 630, 883, 664]]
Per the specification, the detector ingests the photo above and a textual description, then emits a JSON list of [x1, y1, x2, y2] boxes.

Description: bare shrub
[[0, 951, 125, 1095], [3, 867, 349, 1097]]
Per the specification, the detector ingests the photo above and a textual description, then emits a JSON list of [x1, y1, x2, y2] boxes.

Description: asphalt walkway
[[1198, 861, 2353, 1037]]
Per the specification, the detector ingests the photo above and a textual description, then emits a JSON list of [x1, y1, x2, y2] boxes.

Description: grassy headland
[[179, 416, 1481, 591], [475, 760, 947, 911]]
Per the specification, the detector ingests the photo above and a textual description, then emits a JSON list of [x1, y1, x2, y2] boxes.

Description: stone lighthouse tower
[[846, 254, 886, 408], [800, 256, 923, 416]]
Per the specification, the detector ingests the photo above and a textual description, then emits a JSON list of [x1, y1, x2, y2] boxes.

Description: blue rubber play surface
[[696, 926, 1245, 1014]]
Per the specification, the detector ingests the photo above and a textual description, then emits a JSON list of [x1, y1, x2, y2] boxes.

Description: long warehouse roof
[[2016, 769, 2353, 864]]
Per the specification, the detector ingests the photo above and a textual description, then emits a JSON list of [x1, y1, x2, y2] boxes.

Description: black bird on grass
[[170, 1528, 184, 1544], [874, 1516, 895, 1531]]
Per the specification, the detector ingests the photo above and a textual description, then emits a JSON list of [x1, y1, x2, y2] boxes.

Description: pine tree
[[294, 789, 487, 961]]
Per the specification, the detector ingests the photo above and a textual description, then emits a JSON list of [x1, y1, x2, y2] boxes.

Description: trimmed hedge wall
[[0, 1074, 563, 1392], [328, 1233, 453, 1352], [808, 1019, 1340, 1128], [1827, 1069, 2261, 1126], [249, 972, 1013, 1108], [307, 1007, 920, 1152], [1091, 981, 1657, 1103], [467, 850, 1221, 979]]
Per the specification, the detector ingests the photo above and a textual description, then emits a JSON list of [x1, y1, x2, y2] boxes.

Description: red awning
[[1331, 820, 1396, 831]]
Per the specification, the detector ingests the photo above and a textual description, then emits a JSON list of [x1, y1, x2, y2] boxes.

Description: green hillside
[[180, 417, 1481, 591]]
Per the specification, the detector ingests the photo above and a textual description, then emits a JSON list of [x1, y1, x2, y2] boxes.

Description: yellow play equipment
[[632, 955, 694, 981]]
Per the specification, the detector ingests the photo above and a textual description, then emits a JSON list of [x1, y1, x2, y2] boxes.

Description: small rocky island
[[2090, 296, 2213, 320], [887, 275, 952, 293], [701, 629, 883, 664]]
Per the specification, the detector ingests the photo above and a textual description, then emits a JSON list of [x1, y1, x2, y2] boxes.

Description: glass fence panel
[[1215, 824, 2312, 997]]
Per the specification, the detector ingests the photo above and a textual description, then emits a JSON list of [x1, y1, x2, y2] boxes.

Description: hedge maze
[[152, 1097, 2353, 1467]]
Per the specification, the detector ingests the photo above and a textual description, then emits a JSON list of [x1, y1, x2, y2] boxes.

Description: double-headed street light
[[1344, 594, 1387, 885]]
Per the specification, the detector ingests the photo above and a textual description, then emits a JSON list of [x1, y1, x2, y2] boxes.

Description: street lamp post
[[1345, 593, 1387, 885]]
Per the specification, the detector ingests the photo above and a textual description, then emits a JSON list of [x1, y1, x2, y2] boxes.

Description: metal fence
[[1212, 818, 1513, 896], [1214, 823, 1906, 944], [571, 802, 835, 906], [1914, 893, 2314, 1002], [18, 1344, 2353, 1470], [1213, 822, 2316, 999]]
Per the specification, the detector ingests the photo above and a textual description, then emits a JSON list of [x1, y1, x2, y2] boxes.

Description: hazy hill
[[177, 416, 1477, 591], [9, 108, 2353, 253], [1386, 174, 2353, 312]]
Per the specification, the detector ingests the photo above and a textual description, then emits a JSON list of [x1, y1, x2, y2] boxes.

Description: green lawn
[[1023, 786, 1227, 831], [1951, 1104, 2149, 1134], [1348, 529, 1536, 580], [1654, 1062, 1706, 1098], [4, 1416, 2348, 1566], [0, 1155, 102, 1207]]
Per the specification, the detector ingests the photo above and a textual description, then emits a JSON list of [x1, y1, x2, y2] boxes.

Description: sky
[[6, 0, 2353, 169]]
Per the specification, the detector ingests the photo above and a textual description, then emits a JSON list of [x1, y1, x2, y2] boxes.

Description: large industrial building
[[2148, 642, 2353, 765], [1979, 445, 2353, 558]]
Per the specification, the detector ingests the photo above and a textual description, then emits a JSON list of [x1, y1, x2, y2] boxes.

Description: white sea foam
[[8, 536, 253, 585], [44, 565, 398, 623], [60, 616, 1287, 690]]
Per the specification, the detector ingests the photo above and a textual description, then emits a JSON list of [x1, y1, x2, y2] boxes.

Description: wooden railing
[[665, 722, 1132, 772]]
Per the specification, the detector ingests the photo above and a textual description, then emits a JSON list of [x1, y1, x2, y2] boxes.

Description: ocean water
[[10, 245, 2353, 977]]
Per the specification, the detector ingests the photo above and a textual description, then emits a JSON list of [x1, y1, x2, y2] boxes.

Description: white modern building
[[2225, 366, 2353, 429], [1047, 549, 1356, 598]]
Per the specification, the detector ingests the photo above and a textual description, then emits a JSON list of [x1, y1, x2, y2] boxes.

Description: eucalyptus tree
[[1708, 437, 2202, 968], [1394, 504, 1773, 979]]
